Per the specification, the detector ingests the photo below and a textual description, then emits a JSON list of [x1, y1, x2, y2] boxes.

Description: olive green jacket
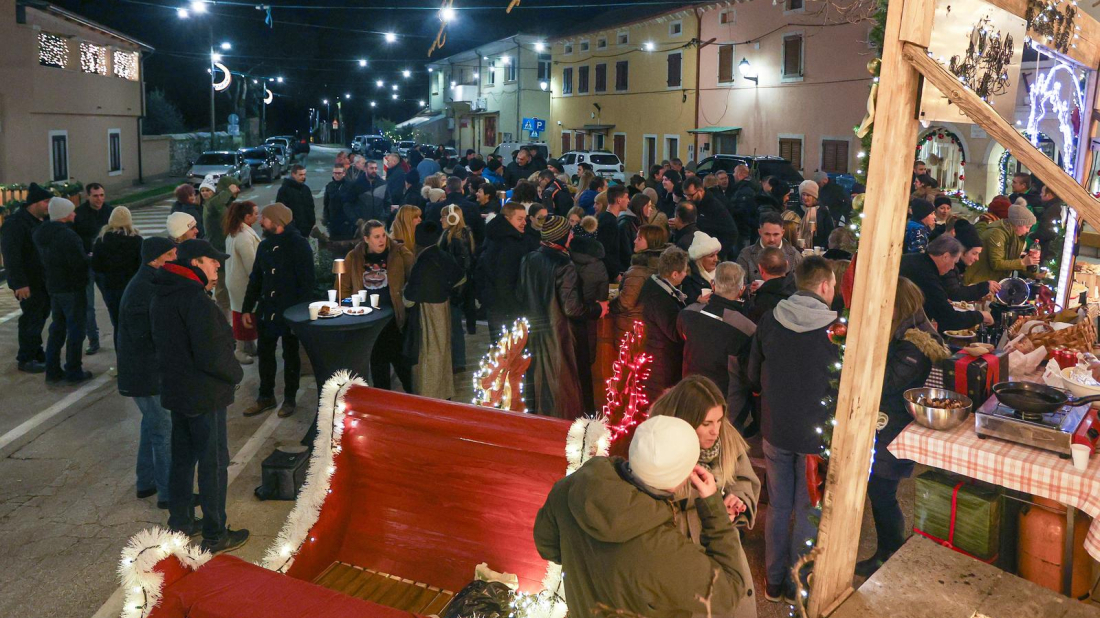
[[534, 457, 748, 618], [964, 219, 1026, 285], [203, 175, 241, 253]]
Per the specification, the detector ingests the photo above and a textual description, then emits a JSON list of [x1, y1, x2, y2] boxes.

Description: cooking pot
[[996, 277, 1031, 306]]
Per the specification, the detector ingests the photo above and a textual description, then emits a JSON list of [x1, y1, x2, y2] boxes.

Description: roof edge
[[19, 1, 155, 51]]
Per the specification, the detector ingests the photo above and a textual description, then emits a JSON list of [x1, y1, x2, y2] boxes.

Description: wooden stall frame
[[809, 0, 1100, 615]]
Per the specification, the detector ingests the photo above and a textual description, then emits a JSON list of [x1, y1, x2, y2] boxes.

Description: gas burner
[[993, 402, 1062, 426], [976, 395, 1098, 458]]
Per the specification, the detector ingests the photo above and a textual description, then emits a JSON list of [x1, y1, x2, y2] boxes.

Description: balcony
[[450, 84, 477, 104]]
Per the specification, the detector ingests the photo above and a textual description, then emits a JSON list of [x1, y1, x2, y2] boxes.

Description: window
[[597, 37, 607, 49], [562, 132, 572, 154], [779, 137, 803, 170], [562, 67, 573, 94], [821, 139, 849, 174], [39, 33, 68, 68], [595, 64, 607, 92], [505, 61, 517, 82], [594, 134, 606, 150], [720, 9, 735, 24], [580, 39, 590, 52], [49, 131, 69, 182], [613, 134, 626, 161], [717, 44, 735, 83], [644, 136, 657, 171], [576, 132, 586, 151], [782, 34, 804, 79], [665, 136, 680, 162], [786, 0, 805, 10], [113, 50, 139, 80], [564, 43, 573, 55], [617, 31, 629, 46], [80, 42, 107, 75], [667, 52, 682, 88], [538, 53, 552, 81], [669, 20, 683, 37], [487, 65, 496, 86], [615, 61, 629, 91], [485, 116, 497, 148], [108, 129, 122, 175], [578, 65, 590, 93]]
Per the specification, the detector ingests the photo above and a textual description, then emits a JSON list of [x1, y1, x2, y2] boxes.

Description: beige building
[[548, 7, 701, 175], [0, 0, 151, 191]]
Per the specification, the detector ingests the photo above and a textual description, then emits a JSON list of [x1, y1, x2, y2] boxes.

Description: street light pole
[[208, 21, 216, 149]]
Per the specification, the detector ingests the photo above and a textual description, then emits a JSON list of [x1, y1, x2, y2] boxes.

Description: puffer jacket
[[875, 324, 946, 479], [609, 248, 662, 334], [534, 456, 748, 618]]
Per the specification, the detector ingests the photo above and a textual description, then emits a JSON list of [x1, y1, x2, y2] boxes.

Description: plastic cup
[[327, 289, 337, 302], [1071, 443, 1091, 472], [309, 305, 320, 320], [358, 290, 368, 304], [751, 279, 764, 292], [351, 295, 360, 308], [370, 294, 380, 309]]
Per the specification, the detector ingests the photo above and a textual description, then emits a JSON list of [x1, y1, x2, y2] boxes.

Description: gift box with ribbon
[[914, 469, 1002, 562], [940, 349, 1009, 404]]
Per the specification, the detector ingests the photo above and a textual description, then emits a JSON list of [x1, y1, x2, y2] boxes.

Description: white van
[[559, 150, 626, 183]]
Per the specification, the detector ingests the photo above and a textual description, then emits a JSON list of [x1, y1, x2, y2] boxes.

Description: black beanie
[[910, 198, 934, 222], [954, 219, 982, 250]]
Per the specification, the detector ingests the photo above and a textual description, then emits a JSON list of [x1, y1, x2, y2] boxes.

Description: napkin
[[1042, 358, 1064, 388]]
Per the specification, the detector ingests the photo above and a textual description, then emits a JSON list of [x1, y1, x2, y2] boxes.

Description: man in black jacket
[[727, 165, 759, 248], [683, 176, 738, 260], [639, 246, 690, 402], [504, 148, 537, 188], [275, 165, 316, 237], [118, 237, 177, 508], [672, 202, 700, 252], [538, 169, 573, 218], [322, 164, 354, 240], [899, 235, 992, 333], [596, 186, 629, 279], [151, 239, 247, 553], [744, 247, 796, 323], [73, 183, 112, 355], [814, 172, 852, 226], [1, 183, 52, 372], [477, 203, 538, 335], [241, 204, 315, 418], [746, 256, 838, 602], [34, 198, 93, 383]]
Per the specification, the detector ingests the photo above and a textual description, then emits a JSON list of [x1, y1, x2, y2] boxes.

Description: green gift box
[[913, 469, 1002, 562]]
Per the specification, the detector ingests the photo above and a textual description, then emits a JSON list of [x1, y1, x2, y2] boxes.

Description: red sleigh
[[119, 373, 610, 618]]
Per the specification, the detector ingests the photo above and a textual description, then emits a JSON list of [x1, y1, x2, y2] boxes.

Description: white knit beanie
[[199, 175, 217, 193], [799, 179, 819, 199], [629, 416, 700, 491], [688, 231, 722, 261], [166, 212, 197, 240], [48, 197, 75, 220]]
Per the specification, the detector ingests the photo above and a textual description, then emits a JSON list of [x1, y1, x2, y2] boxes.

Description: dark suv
[[694, 155, 804, 185]]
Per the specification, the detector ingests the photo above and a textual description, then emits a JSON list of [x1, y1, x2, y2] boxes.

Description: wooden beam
[[984, 0, 1100, 70], [806, 0, 932, 614], [901, 42, 1100, 233]]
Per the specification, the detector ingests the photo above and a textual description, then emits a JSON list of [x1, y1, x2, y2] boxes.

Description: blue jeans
[[763, 440, 820, 587], [84, 272, 100, 347], [134, 396, 172, 502], [167, 408, 229, 542], [45, 291, 87, 378]]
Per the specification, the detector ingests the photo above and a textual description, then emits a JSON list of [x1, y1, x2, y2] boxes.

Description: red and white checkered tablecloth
[[888, 421, 1100, 561]]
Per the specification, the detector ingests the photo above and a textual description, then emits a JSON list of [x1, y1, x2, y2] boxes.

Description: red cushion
[[157, 555, 421, 618]]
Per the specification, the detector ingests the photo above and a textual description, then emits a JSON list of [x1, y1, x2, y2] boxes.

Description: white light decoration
[[344, 93, 351, 99], [38, 32, 68, 68], [1026, 62, 1084, 177], [643, 41, 655, 51], [212, 62, 232, 91], [220, 41, 232, 50], [358, 59, 367, 67], [440, 6, 456, 22], [211, 52, 223, 63], [190, 0, 208, 13], [402, 69, 411, 78], [118, 528, 211, 618], [177, 7, 189, 18], [392, 93, 398, 100], [392, 84, 399, 91], [264, 88, 273, 104], [276, 76, 284, 83], [113, 50, 140, 81], [376, 79, 384, 88], [370, 101, 376, 107], [418, 99, 425, 107], [384, 32, 397, 43], [80, 42, 107, 75]]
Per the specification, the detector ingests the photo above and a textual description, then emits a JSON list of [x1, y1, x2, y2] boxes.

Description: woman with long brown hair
[[609, 224, 668, 336], [391, 205, 422, 255], [439, 204, 477, 371], [648, 375, 759, 617], [223, 200, 261, 363]]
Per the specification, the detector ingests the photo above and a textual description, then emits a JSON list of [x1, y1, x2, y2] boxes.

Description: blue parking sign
[[534, 118, 547, 132]]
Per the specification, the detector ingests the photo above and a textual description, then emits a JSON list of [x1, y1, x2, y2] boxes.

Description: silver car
[[188, 151, 252, 188]]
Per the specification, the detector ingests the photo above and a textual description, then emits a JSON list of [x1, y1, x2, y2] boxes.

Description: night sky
[[47, 0, 610, 138]]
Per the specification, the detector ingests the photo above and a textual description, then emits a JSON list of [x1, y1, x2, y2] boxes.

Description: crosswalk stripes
[[128, 202, 172, 237]]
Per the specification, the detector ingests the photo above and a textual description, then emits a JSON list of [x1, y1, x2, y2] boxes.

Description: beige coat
[[224, 223, 260, 312], [674, 421, 761, 618]]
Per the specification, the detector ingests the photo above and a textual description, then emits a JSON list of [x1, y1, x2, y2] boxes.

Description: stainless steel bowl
[[903, 387, 973, 430]]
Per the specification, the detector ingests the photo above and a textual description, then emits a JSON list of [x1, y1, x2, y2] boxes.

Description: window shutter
[[616, 61, 629, 90], [784, 37, 802, 76], [667, 52, 682, 87], [822, 140, 849, 174], [780, 138, 802, 170], [595, 64, 607, 92], [563, 68, 573, 94], [579, 66, 589, 93], [562, 133, 571, 153], [718, 45, 734, 83]]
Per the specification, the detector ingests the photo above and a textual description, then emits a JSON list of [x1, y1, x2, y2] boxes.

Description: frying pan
[[991, 381, 1100, 415]]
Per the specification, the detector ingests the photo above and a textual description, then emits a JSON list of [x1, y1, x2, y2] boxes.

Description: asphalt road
[[0, 146, 342, 618]]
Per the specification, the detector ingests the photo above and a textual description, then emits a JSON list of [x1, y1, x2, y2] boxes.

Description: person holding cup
[[964, 201, 1042, 285], [735, 211, 803, 287], [683, 232, 721, 306]]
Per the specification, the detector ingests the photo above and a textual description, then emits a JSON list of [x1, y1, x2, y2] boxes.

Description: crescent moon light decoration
[[212, 62, 232, 92], [264, 88, 274, 105]]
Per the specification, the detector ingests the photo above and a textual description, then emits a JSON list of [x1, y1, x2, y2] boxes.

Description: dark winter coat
[[202, 176, 240, 253], [747, 291, 839, 454], [727, 180, 758, 242], [440, 227, 478, 325], [616, 210, 641, 273], [323, 178, 357, 240], [534, 457, 748, 618], [276, 176, 317, 237], [171, 200, 205, 239], [150, 263, 244, 415], [241, 226, 315, 337], [73, 201, 114, 253], [0, 205, 47, 291], [696, 191, 738, 257], [899, 252, 983, 333], [819, 181, 852, 224], [504, 160, 537, 188], [680, 261, 712, 306], [405, 245, 464, 304], [544, 179, 574, 217], [91, 232, 143, 291], [33, 220, 88, 294], [117, 265, 161, 397], [754, 192, 784, 223], [678, 295, 756, 415], [639, 276, 687, 401], [610, 249, 661, 334], [596, 211, 624, 279], [445, 191, 486, 246], [401, 185, 426, 211], [744, 274, 795, 323], [477, 215, 538, 327], [570, 237, 610, 306], [1035, 197, 1064, 263], [518, 244, 600, 419], [385, 165, 407, 205], [875, 323, 944, 479], [674, 222, 699, 252], [942, 263, 990, 302]]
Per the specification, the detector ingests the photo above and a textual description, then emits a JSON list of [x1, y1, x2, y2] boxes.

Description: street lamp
[[276, 76, 284, 83], [440, 6, 456, 22], [190, 0, 207, 13], [418, 100, 425, 107], [391, 93, 398, 100], [359, 59, 367, 67], [219, 41, 231, 50], [370, 101, 376, 108], [539, 81, 548, 91], [391, 84, 398, 91], [738, 58, 758, 84], [376, 79, 384, 88], [402, 69, 411, 78], [534, 41, 545, 52], [643, 42, 655, 52], [211, 52, 223, 63], [384, 32, 397, 43], [177, 8, 189, 18], [344, 93, 351, 99]]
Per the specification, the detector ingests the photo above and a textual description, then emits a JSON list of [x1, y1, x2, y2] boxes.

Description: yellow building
[[548, 7, 700, 177]]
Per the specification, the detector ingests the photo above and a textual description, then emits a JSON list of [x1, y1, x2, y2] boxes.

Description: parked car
[[266, 143, 290, 170], [265, 137, 294, 161], [291, 135, 310, 155], [493, 142, 550, 162], [559, 150, 626, 184], [241, 146, 281, 183], [188, 150, 252, 188], [350, 135, 392, 159], [396, 140, 416, 157], [694, 154, 804, 186], [828, 172, 857, 194]]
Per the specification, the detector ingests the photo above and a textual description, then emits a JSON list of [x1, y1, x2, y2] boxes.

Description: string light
[[472, 318, 532, 412], [38, 32, 68, 68], [604, 321, 652, 441], [80, 42, 108, 75]]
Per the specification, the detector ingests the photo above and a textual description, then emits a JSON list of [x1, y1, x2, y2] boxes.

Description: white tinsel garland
[[262, 370, 366, 573], [118, 527, 211, 618]]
